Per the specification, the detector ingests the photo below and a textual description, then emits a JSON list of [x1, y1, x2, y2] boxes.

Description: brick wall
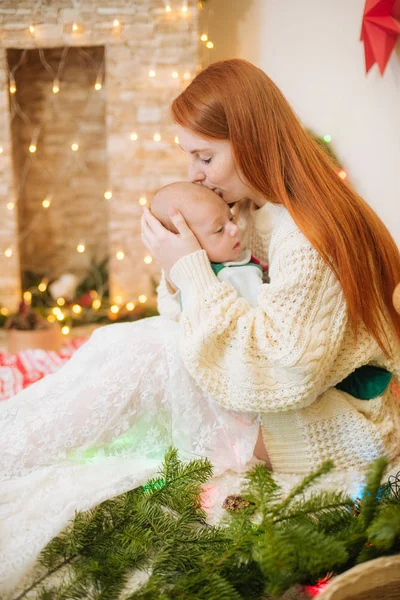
[[0, 0, 199, 311]]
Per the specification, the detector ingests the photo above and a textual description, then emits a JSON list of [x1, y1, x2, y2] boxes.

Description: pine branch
[[273, 491, 353, 528], [17, 452, 400, 600], [241, 463, 281, 518], [358, 457, 388, 528], [271, 461, 335, 518], [13, 556, 77, 600], [367, 502, 400, 550]]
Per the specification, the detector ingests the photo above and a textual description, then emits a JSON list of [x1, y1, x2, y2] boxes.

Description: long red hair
[[171, 59, 400, 357]]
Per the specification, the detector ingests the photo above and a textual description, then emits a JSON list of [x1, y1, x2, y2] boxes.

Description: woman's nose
[[228, 222, 239, 236], [188, 164, 206, 184]]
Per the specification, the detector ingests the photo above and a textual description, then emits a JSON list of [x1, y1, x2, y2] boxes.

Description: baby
[[150, 182, 268, 308]]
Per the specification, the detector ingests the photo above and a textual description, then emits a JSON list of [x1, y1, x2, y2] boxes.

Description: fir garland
[[17, 450, 400, 600]]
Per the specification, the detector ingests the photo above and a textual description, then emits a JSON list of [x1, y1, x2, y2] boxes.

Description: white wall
[[201, 0, 400, 245]]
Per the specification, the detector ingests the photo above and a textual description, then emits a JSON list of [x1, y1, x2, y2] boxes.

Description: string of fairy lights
[[0, 0, 217, 333]]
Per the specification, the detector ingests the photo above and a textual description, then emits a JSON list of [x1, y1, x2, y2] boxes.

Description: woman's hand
[[141, 207, 201, 279]]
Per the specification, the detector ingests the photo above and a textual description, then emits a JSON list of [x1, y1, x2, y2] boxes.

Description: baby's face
[[189, 194, 242, 263]]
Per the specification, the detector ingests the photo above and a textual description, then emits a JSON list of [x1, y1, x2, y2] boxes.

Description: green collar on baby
[[210, 259, 263, 276]]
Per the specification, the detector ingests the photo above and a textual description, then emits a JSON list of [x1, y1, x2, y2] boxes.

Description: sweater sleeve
[[156, 270, 181, 322], [169, 231, 348, 413]]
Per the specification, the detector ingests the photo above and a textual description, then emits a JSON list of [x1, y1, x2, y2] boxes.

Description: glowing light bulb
[[113, 19, 120, 27], [57, 297, 65, 306], [61, 326, 70, 335], [23, 291, 32, 303], [72, 304, 82, 314], [324, 134, 332, 143], [4, 248, 12, 257], [148, 69, 156, 78], [9, 83, 16, 94], [72, 23, 78, 31], [92, 298, 101, 310], [130, 132, 138, 141], [110, 305, 119, 314], [144, 255, 153, 264], [126, 302, 135, 311], [153, 133, 161, 142], [200, 34, 208, 41], [38, 282, 47, 292], [181, 4, 188, 13], [183, 72, 191, 80], [0, 147, 3, 153], [29, 144, 37, 153], [172, 71, 179, 79], [338, 170, 347, 180], [42, 198, 51, 208], [104, 190, 112, 200], [71, 143, 79, 152], [94, 82, 102, 90], [116, 251, 125, 260], [165, 4, 172, 12], [174, 136, 179, 144], [29, 25, 35, 33], [138, 197, 147, 206], [52, 81, 60, 93], [56, 312, 65, 321], [0, 307, 9, 316], [47, 314, 56, 323], [77, 244, 85, 253], [138, 295, 147, 304], [206, 41, 214, 49], [6, 202, 14, 210]]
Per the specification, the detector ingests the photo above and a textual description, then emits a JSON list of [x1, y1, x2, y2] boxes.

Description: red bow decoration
[[361, 0, 400, 74]]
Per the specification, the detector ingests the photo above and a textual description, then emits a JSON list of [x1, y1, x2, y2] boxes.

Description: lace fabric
[[0, 317, 260, 596]]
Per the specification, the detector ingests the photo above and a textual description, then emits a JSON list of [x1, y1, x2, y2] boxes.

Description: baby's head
[[150, 182, 241, 263]]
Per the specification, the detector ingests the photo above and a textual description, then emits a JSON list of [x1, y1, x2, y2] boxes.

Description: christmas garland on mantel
[[17, 451, 400, 600]]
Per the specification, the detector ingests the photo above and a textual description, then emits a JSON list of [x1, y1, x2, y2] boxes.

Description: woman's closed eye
[[201, 157, 212, 164]]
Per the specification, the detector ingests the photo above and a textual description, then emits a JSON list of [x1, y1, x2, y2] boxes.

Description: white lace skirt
[[2, 316, 394, 597], [0, 317, 260, 596]]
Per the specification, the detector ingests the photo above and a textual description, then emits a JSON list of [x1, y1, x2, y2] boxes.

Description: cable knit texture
[[165, 202, 400, 475]]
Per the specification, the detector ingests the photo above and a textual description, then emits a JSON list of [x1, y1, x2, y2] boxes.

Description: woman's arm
[[169, 227, 349, 414]]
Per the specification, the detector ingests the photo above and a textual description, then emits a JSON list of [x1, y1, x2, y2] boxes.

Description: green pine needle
[[15, 453, 400, 600]]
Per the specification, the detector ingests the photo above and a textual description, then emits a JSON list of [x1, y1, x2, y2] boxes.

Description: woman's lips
[[213, 188, 223, 199]]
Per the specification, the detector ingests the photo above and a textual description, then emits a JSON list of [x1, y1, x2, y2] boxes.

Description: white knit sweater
[[158, 202, 400, 476]]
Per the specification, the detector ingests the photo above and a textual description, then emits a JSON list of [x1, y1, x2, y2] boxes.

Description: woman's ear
[[393, 283, 400, 315]]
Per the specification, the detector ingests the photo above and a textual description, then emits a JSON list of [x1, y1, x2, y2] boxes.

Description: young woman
[[143, 59, 400, 483], [1, 59, 399, 596]]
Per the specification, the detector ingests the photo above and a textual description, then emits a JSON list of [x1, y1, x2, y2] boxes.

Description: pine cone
[[222, 494, 254, 512]]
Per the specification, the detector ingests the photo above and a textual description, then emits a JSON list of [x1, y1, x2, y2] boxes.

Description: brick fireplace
[[0, 0, 198, 311]]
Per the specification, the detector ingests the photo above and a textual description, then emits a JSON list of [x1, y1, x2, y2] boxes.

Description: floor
[[0, 324, 102, 353]]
